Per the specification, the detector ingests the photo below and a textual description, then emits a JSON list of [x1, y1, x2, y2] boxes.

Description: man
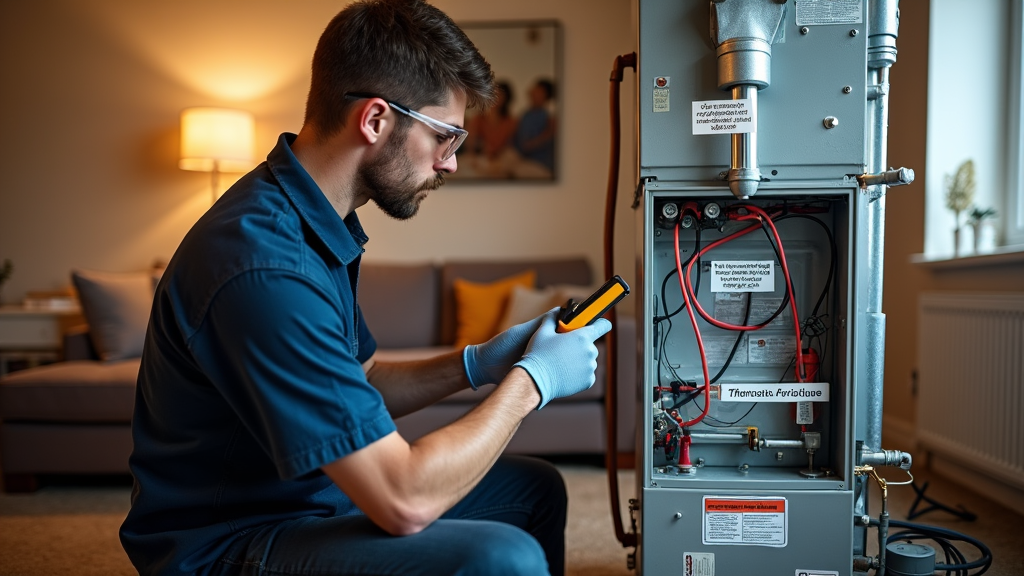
[[119, 2, 610, 575]]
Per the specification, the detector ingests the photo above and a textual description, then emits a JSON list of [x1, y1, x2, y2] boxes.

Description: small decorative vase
[[973, 221, 997, 254]]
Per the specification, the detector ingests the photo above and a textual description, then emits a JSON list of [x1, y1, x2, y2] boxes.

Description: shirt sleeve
[[188, 268, 396, 479]]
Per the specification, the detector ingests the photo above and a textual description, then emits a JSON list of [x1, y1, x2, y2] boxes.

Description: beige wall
[[0, 0, 637, 306]]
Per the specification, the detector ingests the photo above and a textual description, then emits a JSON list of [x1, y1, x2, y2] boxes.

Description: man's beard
[[358, 126, 446, 220]]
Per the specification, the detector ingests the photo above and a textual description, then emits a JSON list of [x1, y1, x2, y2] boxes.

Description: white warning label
[[719, 382, 830, 403], [692, 99, 755, 135], [684, 552, 715, 576], [748, 335, 797, 364], [703, 496, 788, 547], [702, 333, 748, 366], [714, 292, 790, 327], [711, 261, 774, 293], [654, 88, 670, 113], [795, 0, 862, 26]]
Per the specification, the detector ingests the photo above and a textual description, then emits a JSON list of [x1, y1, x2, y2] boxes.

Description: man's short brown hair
[[304, 0, 495, 140]]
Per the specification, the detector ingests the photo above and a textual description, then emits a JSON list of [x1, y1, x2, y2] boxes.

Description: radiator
[[917, 293, 1024, 491]]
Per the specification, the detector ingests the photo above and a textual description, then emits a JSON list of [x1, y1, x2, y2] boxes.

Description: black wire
[[710, 292, 751, 384], [774, 213, 837, 334], [683, 217, 791, 329]]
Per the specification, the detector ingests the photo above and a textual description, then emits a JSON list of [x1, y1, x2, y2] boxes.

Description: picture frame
[[449, 20, 562, 182]]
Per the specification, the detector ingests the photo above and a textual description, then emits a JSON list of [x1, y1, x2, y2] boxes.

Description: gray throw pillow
[[71, 269, 153, 361]]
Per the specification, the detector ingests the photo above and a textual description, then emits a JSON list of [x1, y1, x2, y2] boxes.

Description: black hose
[[868, 517, 993, 575]]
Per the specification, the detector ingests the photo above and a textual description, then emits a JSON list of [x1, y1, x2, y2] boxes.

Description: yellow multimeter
[[556, 275, 630, 333]]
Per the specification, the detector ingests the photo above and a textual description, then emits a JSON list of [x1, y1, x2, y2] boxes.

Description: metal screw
[[800, 26, 809, 35], [655, 229, 662, 237], [738, 463, 750, 473], [850, 29, 859, 37], [651, 481, 658, 487], [843, 85, 852, 94], [776, 451, 784, 461], [674, 512, 683, 520], [823, 116, 839, 129]]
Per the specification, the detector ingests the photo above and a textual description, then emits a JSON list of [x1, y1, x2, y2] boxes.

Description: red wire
[[735, 205, 805, 380], [672, 204, 807, 427], [674, 221, 711, 427]]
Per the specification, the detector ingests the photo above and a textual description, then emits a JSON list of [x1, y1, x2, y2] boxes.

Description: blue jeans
[[208, 456, 567, 576]]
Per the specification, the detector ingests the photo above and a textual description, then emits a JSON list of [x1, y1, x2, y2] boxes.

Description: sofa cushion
[[359, 263, 440, 348], [71, 269, 153, 361], [0, 359, 139, 422], [440, 258, 592, 345], [452, 270, 536, 348], [497, 284, 597, 333]]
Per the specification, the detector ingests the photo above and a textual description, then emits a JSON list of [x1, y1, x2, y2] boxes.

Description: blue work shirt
[[120, 133, 396, 575]]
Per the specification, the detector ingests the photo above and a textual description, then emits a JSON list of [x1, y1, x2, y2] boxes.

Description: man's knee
[[459, 522, 549, 576]]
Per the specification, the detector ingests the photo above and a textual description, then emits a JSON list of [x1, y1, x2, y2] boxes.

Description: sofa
[[0, 257, 636, 491]]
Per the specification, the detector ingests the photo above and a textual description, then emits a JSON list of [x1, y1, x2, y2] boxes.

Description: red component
[[680, 201, 701, 218], [792, 348, 822, 423], [680, 432, 693, 468], [796, 348, 820, 382]]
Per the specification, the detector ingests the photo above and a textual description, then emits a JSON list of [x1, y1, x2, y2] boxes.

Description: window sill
[[911, 245, 1024, 270]]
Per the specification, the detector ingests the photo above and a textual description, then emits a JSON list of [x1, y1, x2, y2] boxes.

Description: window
[[925, 0, 1024, 257]]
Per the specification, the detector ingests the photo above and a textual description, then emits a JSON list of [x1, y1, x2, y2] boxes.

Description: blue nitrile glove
[[463, 311, 547, 390], [513, 310, 612, 409]]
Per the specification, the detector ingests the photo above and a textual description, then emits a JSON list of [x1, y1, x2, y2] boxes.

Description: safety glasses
[[345, 92, 468, 161]]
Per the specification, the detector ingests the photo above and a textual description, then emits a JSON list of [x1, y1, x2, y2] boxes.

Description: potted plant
[[944, 159, 975, 256], [967, 206, 997, 254]]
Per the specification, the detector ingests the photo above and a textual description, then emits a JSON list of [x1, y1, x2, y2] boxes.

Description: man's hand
[[513, 311, 611, 409], [463, 311, 547, 389]]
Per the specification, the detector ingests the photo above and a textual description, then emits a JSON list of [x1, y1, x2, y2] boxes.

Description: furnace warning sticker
[[692, 99, 755, 135], [683, 552, 715, 576], [714, 292, 791, 327], [702, 496, 788, 547], [748, 335, 797, 364], [795, 0, 862, 26], [710, 261, 774, 293], [702, 334, 748, 367]]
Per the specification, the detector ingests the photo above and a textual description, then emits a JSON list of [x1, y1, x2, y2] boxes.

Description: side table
[[0, 305, 84, 377]]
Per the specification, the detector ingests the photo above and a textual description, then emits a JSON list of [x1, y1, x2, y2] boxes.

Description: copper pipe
[[605, 51, 636, 549]]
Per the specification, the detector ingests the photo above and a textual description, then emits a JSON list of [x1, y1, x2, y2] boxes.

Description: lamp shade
[[179, 107, 255, 173]]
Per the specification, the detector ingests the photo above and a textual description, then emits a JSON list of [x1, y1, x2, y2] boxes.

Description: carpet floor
[[1, 465, 1020, 575]]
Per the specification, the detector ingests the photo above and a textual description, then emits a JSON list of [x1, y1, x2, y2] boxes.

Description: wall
[[0, 0, 637, 308]]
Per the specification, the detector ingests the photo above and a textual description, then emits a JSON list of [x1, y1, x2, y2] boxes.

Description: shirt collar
[[266, 133, 367, 264]]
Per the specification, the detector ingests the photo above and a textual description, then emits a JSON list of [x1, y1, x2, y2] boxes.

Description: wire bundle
[[656, 202, 837, 429], [873, 518, 993, 575]]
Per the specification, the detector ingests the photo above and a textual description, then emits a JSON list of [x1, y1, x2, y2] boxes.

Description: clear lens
[[394, 105, 467, 161]]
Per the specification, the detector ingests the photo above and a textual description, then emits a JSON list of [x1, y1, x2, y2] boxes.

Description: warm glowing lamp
[[179, 107, 255, 202]]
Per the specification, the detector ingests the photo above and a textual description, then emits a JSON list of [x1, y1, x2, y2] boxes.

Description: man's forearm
[[364, 350, 472, 418], [403, 367, 540, 511], [320, 367, 541, 536]]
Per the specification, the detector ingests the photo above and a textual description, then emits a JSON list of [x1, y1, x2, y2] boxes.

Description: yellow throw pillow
[[453, 270, 536, 348]]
